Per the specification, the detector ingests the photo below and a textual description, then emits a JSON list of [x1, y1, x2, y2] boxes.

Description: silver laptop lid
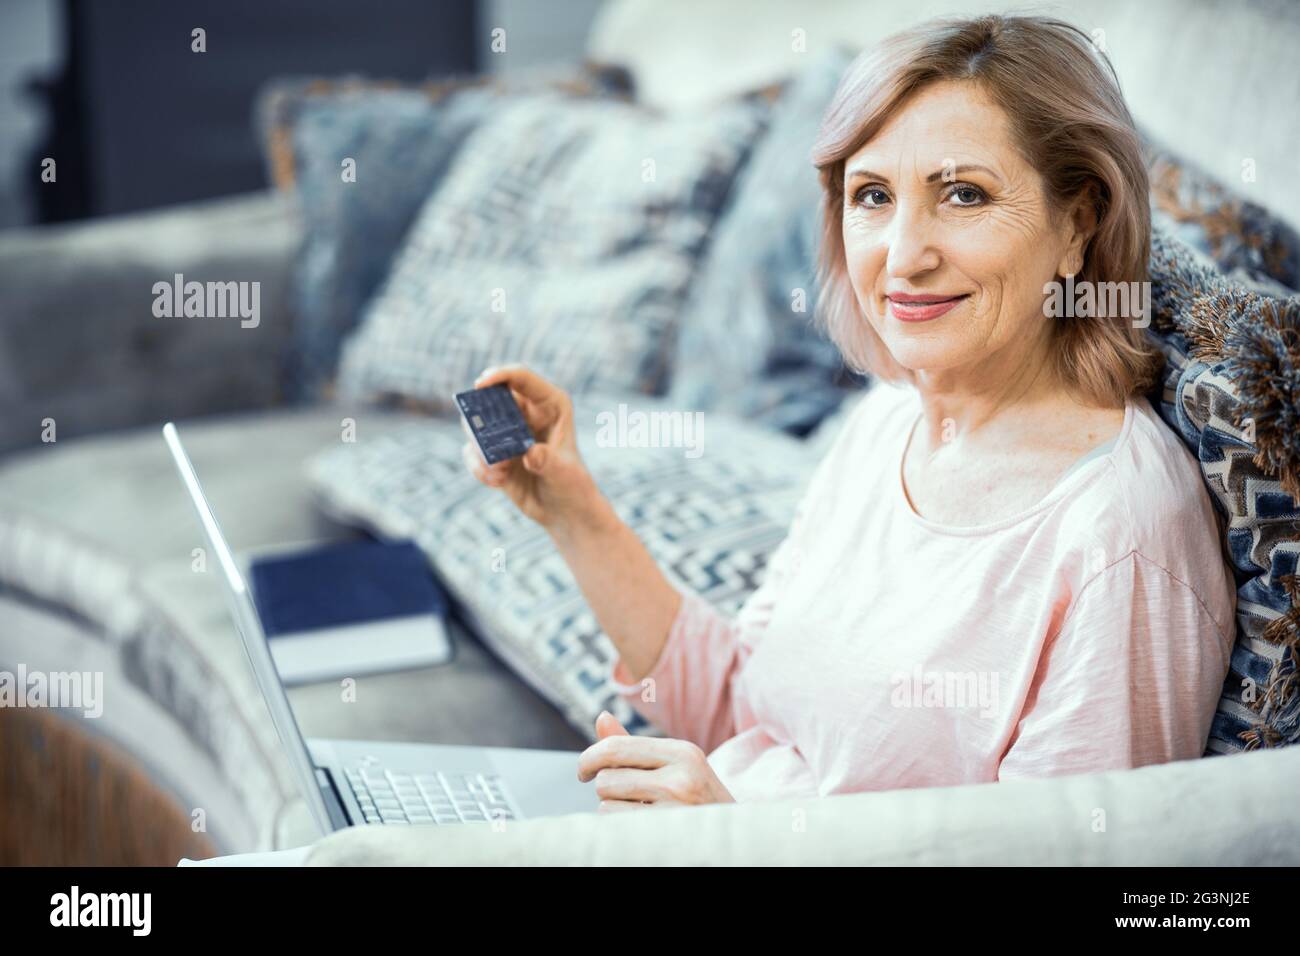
[[162, 422, 332, 836]]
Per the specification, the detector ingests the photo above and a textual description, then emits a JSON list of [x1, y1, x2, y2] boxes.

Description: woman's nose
[[883, 205, 942, 278]]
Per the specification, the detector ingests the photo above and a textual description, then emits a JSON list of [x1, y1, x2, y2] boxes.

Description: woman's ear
[[1056, 189, 1099, 277]]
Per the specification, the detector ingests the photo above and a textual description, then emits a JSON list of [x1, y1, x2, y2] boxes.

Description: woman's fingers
[[576, 735, 682, 782], [594, 710, 630, 739], [593, 767, 675, 803]]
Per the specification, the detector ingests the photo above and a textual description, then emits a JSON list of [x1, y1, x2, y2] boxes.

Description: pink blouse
[[612, 382, 1237, 800]]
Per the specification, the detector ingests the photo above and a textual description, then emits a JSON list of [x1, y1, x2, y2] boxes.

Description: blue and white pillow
[[256, 66, 633, 398], [335, 93, 766, 407]]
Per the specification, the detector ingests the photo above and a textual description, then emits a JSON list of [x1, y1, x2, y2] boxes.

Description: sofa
[[2, 0, 1298, 866]]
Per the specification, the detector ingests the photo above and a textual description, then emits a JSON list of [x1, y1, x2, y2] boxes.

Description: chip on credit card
[[455, 384, 536, 465]]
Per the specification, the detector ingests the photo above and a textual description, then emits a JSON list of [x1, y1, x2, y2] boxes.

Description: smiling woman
[[461, 14, 1238, 808], [812, 14, 1160, 410]]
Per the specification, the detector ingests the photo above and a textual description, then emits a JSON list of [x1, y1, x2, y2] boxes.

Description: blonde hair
[[811, 14, 1163, 406]]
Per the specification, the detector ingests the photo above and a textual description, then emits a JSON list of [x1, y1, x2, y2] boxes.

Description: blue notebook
[[249, 539, 453, 684]]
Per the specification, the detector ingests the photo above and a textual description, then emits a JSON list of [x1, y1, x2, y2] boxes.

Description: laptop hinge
[[315, 768, 354, 830]]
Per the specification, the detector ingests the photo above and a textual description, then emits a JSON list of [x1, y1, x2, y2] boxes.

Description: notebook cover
[[250, 539, 448, 636]]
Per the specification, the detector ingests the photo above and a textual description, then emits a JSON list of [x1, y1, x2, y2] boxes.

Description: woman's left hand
[[578, 712, 735, 811]]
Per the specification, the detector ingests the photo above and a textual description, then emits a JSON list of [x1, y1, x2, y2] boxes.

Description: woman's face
[[842, 80, 1085, 378]]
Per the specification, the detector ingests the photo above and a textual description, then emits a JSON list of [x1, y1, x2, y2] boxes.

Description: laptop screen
[[162, 422, 333, 836]]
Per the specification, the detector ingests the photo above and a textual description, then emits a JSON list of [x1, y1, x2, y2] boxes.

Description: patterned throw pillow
[[334, 93, 766, 408], [668, 49, 864, 436], [254, 66, 633, 397], [307, 397, 810, 738], [1143, 229, 1300, 753]]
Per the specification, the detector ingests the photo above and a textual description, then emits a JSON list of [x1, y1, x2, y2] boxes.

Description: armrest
[[0, 192, 303, 456], [304, 745, 1300, 865]]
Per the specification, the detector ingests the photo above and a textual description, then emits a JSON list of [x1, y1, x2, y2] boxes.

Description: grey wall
[[0, 0, 605, 227], [478, 0, 604, 73]]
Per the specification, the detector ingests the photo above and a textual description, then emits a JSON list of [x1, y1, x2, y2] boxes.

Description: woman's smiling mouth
[[886, 292, 970, 322]]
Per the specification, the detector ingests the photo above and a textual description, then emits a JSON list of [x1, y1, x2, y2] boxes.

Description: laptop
[[163, 422, 595, 836]]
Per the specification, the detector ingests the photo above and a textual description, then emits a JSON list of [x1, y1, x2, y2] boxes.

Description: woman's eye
[[853, 187, 891, 208], [946, 184, 987, 207]]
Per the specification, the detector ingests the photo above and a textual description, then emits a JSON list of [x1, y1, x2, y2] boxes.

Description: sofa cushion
[[334, 93, 766, 409], [255, 67, 632, 398], [308, 397, 811, 737]]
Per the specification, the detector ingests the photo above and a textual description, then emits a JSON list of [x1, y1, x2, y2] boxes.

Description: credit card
[[455, 384, 536, 465]]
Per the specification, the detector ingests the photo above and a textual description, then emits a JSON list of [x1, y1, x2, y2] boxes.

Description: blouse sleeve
[[997, 551, 1233, 780], [609, 501, 808, 753]]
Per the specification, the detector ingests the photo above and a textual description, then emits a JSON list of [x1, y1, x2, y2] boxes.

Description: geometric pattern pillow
[[254, 67, 633, 398], [335, 93, 766, 408], [1144, 229, 1300, 753], [307, 396, 810, 739]]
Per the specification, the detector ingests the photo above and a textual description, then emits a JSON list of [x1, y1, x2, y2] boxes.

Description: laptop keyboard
[[344, 766, 517, 825]]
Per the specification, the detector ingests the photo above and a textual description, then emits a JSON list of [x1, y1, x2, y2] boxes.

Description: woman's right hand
[[460, 364, 602, 532], [463, 365, 680, 681]]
